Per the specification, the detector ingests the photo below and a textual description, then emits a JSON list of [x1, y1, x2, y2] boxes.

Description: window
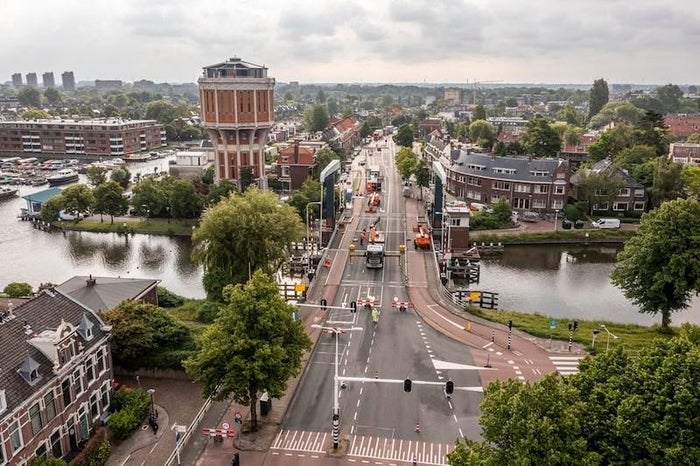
[[532, 198, 546, 209], [514, 184, 530, 193], [35, 442, 48, 459], [62, 378, 72, 406], [534, 185, 549, 194], [86, 358, 95, 385], [44, 391, 56, 421], [552, 200, 564, 210], [280, 166, 290, 177], [30, 402, 44, 436], [50, 430, 62, 458], [493, 181, 511, 191], [634, 188, 645, 197], [466, 190, 481, 201], [467, 176, 482, 187], [493, 167, 516, 174], [96, 349, 105, 374], [618, 188, 630, 196], [594, 202, 609, 211], [74, 368, 84, 395], [530, 170, 549, 177], [554, 185, 565, 195], [634, 201, 645, 211], [90, 392, 100, 419], [9, 420, 23, 453], [467, 164, 486, 171], [450, 218, 461, 226], [100, 382, 110, 410], [613, 202, 628, 211]]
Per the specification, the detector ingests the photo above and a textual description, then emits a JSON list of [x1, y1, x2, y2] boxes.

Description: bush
[[68, 427, 111, 466], [107, 388, 151, 441], [28, 458, 67, 466], [139, 349, 196, 370], [469, 212, 502, 230], [563, 204, 582, 222], [3, 282, 33, 298], [157, 286, 185, 308], [197, 300, 222, 323]]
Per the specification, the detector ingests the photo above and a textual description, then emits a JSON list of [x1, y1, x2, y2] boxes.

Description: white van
[[591, 218, 621, 229]]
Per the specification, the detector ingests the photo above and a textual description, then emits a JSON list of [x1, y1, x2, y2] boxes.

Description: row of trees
[[448, 324, 700, 465]]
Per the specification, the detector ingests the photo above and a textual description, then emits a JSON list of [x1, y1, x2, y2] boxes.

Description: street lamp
[[599, 324, 619, 351], [147, 388, 155, 417], [311, 324, 363, 450], [305, 201, 322, 250]]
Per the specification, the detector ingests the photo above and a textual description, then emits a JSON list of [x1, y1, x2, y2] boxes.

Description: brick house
[[668, 142, 700, 164], [276, 140, 318, 191], [435, 145, 571, 213], [0, 290, 113, 465], [663, 114, 700, 140], [570, 159, 647, 215], [322, 116, 361, 155]]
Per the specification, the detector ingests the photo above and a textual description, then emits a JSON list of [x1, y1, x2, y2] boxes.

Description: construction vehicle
[[366, 192, 381, 212], [366, 165, 383, 193], [413, 224, 431, 249]]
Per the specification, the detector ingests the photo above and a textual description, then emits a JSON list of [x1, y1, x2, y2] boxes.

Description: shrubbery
[[67, 426, 111, 466], [107, 389, 151, 440], [157, 286, 186, 308], [3, 281, 33, 298], [197, 300, 222, 323]]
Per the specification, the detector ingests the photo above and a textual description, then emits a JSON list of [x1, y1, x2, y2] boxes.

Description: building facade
[[669, 142, 700, 164], [11, 74, 22, 88], [61, 72, 75, 92], [25, 73, 38, 88], [0, 119, 166, 157], [276, 139, 321, 191], [94, 80, 122, 91], [198, 57, 275, 188], [0, 290, 113, 465], [321, 116, 361, 155], [42, 73, 55, 89], [571, 159, 646, 215]]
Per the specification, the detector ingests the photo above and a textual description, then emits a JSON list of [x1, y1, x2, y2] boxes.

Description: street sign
[[549, 320, 557, 330], [234, 412, 243, 424], [222, 422, 230, 430]]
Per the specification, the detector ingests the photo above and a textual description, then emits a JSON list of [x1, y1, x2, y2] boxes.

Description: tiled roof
[[56, 276, 159, 313], [449, 151, 568, 182], [570, 159, 643, 188], [0, 290, 107, 413]]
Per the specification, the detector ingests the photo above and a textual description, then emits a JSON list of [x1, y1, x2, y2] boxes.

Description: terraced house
[[0, 290, 112, 465]]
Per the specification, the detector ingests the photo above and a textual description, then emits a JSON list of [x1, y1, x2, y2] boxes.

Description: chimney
[[23, 320, 32, 335], [293, 139, 300, 164], [86, 274, 97, 286]]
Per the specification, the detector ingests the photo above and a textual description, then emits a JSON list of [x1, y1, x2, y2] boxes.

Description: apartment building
[[0, 119, 166, 157], [0, 290, 113, 465], [669, 142, 700, 164]]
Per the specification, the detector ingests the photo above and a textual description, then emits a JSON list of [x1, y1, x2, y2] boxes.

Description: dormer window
[[18, 355, 42, 386], [77, 312, 95, 341]]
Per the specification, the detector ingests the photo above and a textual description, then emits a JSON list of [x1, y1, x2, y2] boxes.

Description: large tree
[[184, 271, 313, 430], [17, 87, 42, 107], [93, 181, 128, 223], [448, 326, 700, 466], [574, 169, 626, 215], [130, 177, 167, 217], [612, 198, 700, 329], [655, 84, 684, 113], [192, 187, 304, 301], [60, 184, 95, 221], [163, 177, 204, 219], [313, 146, 340, 177], [303, 104, 330, 132], [287, 178, 322, 223], [588, 78, 609, 120], [586, 124, 636, 162], [413, 158, 431, 200], [395, 147, 417, 180], [393, 123, 415, 147], [520, 116, 561, 157], [86, 165, 108, 187], [651, 158, 685, 207]]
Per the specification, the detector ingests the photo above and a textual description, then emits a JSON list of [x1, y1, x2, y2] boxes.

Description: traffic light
[[320, 299, 327, 311], [403, 378, 412, 392], [445, 380, 454, 395], [231, 452, 240, 466], [508, 320, 513, 330], [350, 301, 357, 313], [573, 321, 579, 331]]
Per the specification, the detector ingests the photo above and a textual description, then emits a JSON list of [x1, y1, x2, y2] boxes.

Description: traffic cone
[[415, 422, 420, 433]]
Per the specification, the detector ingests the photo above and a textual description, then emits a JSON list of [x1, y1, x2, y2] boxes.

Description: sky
[[3, 0, 700, 86]]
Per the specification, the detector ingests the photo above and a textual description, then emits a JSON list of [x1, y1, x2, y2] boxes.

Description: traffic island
[[326, 436, 350, 457]]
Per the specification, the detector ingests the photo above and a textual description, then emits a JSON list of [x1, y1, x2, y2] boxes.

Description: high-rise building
[[11, 73, 22, 87], [62, 71, 76, 91], [42, 72, 55, 89], [25, 72, 38, 87], [198, 57, 275, 188]]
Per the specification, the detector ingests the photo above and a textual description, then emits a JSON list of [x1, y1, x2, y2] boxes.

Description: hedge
[[106, 389, 151, 441]]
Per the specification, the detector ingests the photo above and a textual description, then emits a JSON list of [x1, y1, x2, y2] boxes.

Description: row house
[[663, 114, 700, 140], [668, 142, 700, 164], [322, 116, 361, 155], [276, 139, 323, 191], [571, 159, 647, 215], [440, 150, 571, 213], [0, 290, 113, 465]]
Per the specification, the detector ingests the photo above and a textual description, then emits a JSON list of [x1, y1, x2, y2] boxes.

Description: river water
[[2, 165, 698, 324]]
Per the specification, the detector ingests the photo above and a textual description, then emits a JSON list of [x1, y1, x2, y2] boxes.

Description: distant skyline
[[2, 0, 699, 86]]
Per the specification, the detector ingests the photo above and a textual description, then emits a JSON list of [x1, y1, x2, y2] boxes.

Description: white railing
[[162, 394, 215, 466]]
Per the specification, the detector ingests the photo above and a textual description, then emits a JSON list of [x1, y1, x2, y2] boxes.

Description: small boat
[[111, 158, 126, 166], [0, 186, 19, 200], [124, 153, 152, 162], [47, 168, 80, 186]]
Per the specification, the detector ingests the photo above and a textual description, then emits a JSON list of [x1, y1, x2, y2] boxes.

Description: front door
[[67, 420, 78, 452]]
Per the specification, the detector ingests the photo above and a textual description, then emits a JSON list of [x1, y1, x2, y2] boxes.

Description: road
[[276, 138, 482, 465]]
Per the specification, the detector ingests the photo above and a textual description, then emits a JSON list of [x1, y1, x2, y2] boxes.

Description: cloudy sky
[[3, 0, 699, 85]]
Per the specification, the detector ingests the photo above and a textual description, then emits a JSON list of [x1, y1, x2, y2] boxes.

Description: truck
[[366, 243, 385, 269], [366, 164, 383, 192], [413, 224, 431, 249]]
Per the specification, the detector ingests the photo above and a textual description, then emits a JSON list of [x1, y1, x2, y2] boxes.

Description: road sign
[[549, 320, 557, 330], [234, 412, 243, 424], [222, 422, 230, 429]]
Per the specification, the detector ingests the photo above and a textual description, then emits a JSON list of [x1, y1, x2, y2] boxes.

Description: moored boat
[[0, 186, 19, 200], [47, 169, 79, 187], [124, 153, 152, 162]]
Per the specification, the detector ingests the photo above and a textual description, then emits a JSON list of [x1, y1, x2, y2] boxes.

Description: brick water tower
[[198, 57, 275, 188]]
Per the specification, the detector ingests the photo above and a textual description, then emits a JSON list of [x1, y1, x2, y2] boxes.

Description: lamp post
[[311, 324, 363, 450], [305, 201, 322, 250], [554, 209, 559, 232], [600, 324, 619, 351]]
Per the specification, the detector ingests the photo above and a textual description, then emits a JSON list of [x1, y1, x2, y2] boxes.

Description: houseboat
[[47, 168, 79, 186]]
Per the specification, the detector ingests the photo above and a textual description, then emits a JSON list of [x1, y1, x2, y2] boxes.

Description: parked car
[[591, 218, 621, 229]]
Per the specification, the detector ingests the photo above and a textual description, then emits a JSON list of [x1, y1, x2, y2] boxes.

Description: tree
[[3, 282, 32, 298], [588, 101, 645, 129], [613, 144, 656, 172], [164, 177, 204, 219], [110, 167, 132, 189], [101, 301, 192, 370], [61, 184, 95, 222], [395, 147, 417, 180], [558, 103, 585, 126], [131, 177, 167, 217], [574, 169, 625, 215], [239, 166, 256, 191], [651, 158, 685, 207], [191, 188, 304, 301], [563, 125, 584, 146], [93, 181, 128, 223], [314, 147, 340, 177], [303, 104, 329, 132], [205, 179, 237, 207], [634, 111, 671, 157], [681, 164, 700, 199], [184, 271, 313, 431], [326, 97, 338, 116], [21, 109, 50, 120], [414, 158, 431, 200], [17, 87, 42, 107], [40, 196, 64, 223], [520, 116, 561, 157], [287, 178, 322, 222], [473, 104, 487, 121], [611, 198, 700, 330], [145, 100, 178, 124], [586, 124, 636, 162], [468, 120, 495, 149], [588, 78, 609, 120], [86, 165, 108, 187], [360, 121, 372, 139], [27, 457, 67, 466], [393, 123, 415, 147], [656, 84, 684, 113]]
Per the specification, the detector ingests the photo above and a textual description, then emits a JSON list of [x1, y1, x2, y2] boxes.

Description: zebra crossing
[[272, 429, 452, 465], [549, 356, 585, 376]]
